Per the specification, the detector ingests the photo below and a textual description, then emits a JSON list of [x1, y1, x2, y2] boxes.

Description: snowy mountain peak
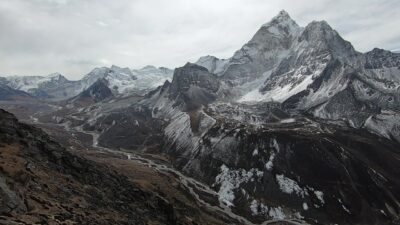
[[141, 65, 158, 70], [300, 20, 351, 45], [299, 20, 358, 62], [85, 67, 109, 77], [272, 10, 291, 21], [110, 65, 121, 70], [110, 65, 131, 73], [109, 65, 134, 77], [303, 20, 334, 34], [262, 10, 299, 35], [84, 65, 134, 80], [46, 72, 61, 78], [46, 72, 68, 82]]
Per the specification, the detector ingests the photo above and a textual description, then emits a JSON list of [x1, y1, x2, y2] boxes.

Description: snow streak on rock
[[214, 164, 263, 207]]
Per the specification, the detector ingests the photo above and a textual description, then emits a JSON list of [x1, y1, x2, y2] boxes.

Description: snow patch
[[280, 118, 296, 123], [252, 148, 259, 156], [268, 206, 286, 220], [276, 174, 306, 197], [265, 138, 280, 171], [250, 199, 269, 216], [214, 164, 263, 207], [264, 74, 315, 102], [265, 153, 275, 171], [314, 190, 325, 205], [338, 199, 351, 214], [302, 202, 309, 211]]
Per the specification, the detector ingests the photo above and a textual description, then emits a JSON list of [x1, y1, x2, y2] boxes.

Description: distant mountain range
[[0, 65, 173, 100]]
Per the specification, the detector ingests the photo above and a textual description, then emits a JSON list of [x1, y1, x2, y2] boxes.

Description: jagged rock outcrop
[[169, 63, 220, 111]]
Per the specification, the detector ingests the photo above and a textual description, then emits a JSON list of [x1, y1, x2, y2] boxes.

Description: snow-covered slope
[[75, 65, 173, 98], [5, 73, 69, 92], [195, 56, 229, 75], [4, 73, 70, 98], [80, 65, 137, 94], [130, 66, 174, 93]]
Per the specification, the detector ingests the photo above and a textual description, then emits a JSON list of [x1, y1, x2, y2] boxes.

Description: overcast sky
[[1, 0, 399, 79]]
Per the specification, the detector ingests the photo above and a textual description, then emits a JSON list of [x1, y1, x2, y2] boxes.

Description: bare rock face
[[0, 175, 27, 215], [365, 48, 400, 69], [169, 63, 220, 111]]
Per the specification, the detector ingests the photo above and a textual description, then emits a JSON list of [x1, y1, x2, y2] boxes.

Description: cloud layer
[[1, 0, 399, 79]]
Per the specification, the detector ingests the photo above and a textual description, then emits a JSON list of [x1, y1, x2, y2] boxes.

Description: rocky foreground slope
[[0, 109, 179, 224]]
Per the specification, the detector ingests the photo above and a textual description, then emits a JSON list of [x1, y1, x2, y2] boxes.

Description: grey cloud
[[0, 0, 399, 79]]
